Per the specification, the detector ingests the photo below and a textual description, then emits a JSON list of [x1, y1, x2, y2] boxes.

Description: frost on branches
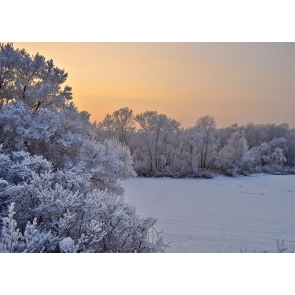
[[0, 43, 72, 111], [0, 151, 165, 253]]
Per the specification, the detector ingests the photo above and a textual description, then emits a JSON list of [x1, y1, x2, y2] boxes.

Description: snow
[[122, 175, 295, 253]]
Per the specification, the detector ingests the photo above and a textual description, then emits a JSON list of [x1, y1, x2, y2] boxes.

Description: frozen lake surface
[[122, 175, 295, 253]]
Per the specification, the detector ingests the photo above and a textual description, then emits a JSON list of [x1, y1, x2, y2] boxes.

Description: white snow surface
[[122, 175, 295, 253]]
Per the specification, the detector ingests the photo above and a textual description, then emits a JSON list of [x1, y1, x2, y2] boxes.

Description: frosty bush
[[0, 152, 165, 253], [77, 139, 136, 195], [214, 131, 248, 176]]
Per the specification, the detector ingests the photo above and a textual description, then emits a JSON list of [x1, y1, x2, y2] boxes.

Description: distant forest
[[93, 108, 295, 178]]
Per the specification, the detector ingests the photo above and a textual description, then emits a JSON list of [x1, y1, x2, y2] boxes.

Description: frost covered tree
[[177, 127, 204, 174], [0, 43, 72, 111], [214, 130, 248, 176], [239, 123, 290, 149], [97, 107, 136, 145], [0, 43, 93, 170], [112, 107, 136, 145], [195, 115, 218, 169], [0, 100, 94, 169], [134, 111, 180, 175]]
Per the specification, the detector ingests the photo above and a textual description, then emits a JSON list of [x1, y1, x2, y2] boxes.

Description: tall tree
[[99, 107, 136, 145], [0, 43, 72, 111], [134, 111, 180, 173], [195, 115, 218, 169]]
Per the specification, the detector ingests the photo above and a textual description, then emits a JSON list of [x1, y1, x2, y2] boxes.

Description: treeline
[[93, 108, 295, 177]]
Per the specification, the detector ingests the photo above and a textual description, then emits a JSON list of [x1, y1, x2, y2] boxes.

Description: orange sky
[[15, 42, 295, 128]]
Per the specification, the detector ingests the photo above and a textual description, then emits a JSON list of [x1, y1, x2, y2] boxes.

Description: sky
[[14, 42, 294, 128]]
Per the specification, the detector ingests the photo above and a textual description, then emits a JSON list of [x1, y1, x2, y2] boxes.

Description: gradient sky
[[15, 42, 294, 128]]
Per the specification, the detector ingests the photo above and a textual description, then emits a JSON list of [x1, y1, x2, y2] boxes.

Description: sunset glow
[[15, 42, 294, 128]]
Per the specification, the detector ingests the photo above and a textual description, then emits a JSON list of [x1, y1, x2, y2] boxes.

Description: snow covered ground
[[122, 175, 295, 253]]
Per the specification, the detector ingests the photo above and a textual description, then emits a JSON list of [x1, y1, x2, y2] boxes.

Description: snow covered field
[[122, 175, 295, 253]]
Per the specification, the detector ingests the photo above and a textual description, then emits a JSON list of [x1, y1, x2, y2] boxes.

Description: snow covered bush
[[241, 138, 290, 175], [77, 139, 136, 195], [0, 150, 52, 184], [0, 202, 59, 253], [0, 152, 165, 253], [214, 131, 249, 176]]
